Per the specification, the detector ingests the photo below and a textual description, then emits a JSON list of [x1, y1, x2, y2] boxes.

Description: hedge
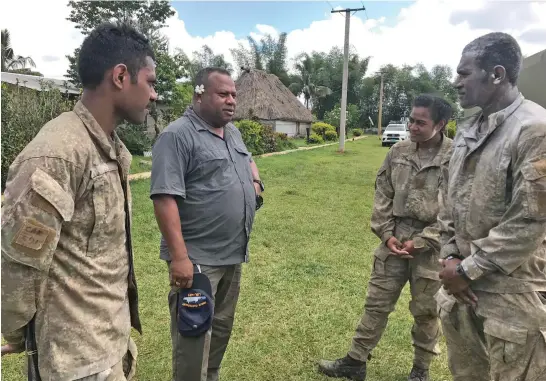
[[234, 120, 296, 155], [1, 83, 76, 190], [1, 82, 155, 190]]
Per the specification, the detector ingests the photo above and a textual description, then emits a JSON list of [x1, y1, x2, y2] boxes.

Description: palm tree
[[231, 32, 291, 85], [1, 29, 36, 72], [289, 53, 332, 109], [1, 29, 14, 72]]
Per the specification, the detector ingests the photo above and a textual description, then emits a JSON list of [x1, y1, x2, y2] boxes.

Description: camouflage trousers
[[436, 288, 546, 381], [348, 254, 442, 369], [169, 264, 242, 381], [75, 338, 137, 381]]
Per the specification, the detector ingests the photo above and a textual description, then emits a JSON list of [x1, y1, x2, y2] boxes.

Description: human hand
[[386, 237, 412, 259], [1, 343, 24, 357], [439, 258, 477, 307], [401, 240, 416, 254], [253, 182, 262, 195], [170, 257, 194, 289]]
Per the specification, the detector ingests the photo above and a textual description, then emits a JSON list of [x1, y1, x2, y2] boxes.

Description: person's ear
[[112, 64, 129, 90], [436, 119, 446, 131], [491, 65, 506, 85]]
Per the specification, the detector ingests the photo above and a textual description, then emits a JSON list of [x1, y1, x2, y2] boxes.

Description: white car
[[381, 124, 409, 147]]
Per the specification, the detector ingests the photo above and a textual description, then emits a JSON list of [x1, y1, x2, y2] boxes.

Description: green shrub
[[307, 133, 324, 144], [261, 125, 278, 154], [311, 122, 336, 136], [446, 120, 457, 138], [234, 120, 264, 155], [116, 123, 153, 155], [352, 128, 362, 137], [234, 119, 294, 155], [324, 130, 338, 141], [1, 82, 76, 191], [275, 132, 297, 151]]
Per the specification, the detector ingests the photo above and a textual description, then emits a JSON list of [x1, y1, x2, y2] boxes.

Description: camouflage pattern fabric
[[1, 101, 140, 380]]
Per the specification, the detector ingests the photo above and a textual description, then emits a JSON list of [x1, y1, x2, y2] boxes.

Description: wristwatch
[[253, 179, 265, 192], [455, 263, 471, 282]]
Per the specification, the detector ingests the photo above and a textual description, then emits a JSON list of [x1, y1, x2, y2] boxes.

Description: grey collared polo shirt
[[150, 107, 257, 265]]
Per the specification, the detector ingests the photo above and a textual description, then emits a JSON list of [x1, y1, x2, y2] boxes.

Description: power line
[[361, 1, 370, 20]]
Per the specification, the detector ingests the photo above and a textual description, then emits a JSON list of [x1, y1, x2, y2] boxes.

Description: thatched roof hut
[[234, 68, 313, 137]]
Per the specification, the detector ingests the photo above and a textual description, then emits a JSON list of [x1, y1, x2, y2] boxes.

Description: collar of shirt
[[73, 101, 131, 177], [184, 106, 236, 137], [462, 93, 525, 142]]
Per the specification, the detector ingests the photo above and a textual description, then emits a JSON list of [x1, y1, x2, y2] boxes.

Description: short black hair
[[78, 22, 155, 90], [463, 32, 522, 85], [194, 67, 231, 88], [413, 94, 453, 126]]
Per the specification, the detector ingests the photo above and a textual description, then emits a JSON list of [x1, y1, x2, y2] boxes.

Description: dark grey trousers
[[169, 264, 242, 381]]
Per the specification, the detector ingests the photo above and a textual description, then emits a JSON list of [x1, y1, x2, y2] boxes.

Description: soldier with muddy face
[[436, 32, 546, 381]]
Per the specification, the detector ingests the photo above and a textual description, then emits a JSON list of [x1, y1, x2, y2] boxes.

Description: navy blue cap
[[177, 272, 214, 337]]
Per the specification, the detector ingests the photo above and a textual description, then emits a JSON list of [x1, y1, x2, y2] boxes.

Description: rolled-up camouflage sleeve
[[370, 151, 396, 243], [461, 124, 546, 280], [1, 157, 77, 345]]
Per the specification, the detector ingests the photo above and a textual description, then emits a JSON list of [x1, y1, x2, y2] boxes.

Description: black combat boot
[[317, 355, 367, 381], [407, 365, 429, 381]]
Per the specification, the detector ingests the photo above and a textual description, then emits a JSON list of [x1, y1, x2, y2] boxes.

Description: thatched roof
[[234, 69, 314, 123]]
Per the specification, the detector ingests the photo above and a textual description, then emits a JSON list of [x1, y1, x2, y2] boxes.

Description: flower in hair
[[194, 84, 205, 94]]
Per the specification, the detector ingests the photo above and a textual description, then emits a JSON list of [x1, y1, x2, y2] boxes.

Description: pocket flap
[[521, 157, 546, 182], [373, 244, 391, 261], [30, 168, 74, 222], [483, 318, 528, 345], [234, 145, 250, 156], [434, 287, 456, 312], [91, 162, 118, 178]]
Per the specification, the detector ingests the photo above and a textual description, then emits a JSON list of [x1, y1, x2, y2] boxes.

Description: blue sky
[[172, 1, 406, 38]]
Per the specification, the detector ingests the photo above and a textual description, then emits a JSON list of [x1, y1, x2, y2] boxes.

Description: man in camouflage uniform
[[318, 94, 453, 381], [436, 32, 546, 381], [1, 22, 157, 381]]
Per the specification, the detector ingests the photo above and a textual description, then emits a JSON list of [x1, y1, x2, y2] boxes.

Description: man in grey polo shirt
[[150, 67, 263, 381]]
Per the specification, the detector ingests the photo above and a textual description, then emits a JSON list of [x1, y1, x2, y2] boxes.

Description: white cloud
[[1, 1, 84, 79], [2, 0, 545, 82]]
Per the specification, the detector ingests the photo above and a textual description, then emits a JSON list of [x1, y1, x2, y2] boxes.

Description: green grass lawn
[[131, 155, 152, 174], [289, 137, 321, 148], [1, 138, 451, 381]]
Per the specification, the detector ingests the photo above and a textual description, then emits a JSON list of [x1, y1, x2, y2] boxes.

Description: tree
[[288, 53, 332, 109], [303, 47, 370, 119], [64, 0, 175, 87], [66, 1, 174, 37], [1, 29, 36, 73], [357, 63, 460, 127], [324, 103, 360, 131], [230, 32, 290, 85], [182, 45, 233, 84], [64, 0, 194, 135]]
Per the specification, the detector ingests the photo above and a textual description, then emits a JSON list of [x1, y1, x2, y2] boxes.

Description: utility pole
[[377, 72, 384, 138], [331, 6, 366, 152]]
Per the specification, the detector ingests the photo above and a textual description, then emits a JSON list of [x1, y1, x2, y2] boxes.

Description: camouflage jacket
[[371, 136, 453, 279], [1, 101, 140, 380], [437, 94, 546, 293]]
